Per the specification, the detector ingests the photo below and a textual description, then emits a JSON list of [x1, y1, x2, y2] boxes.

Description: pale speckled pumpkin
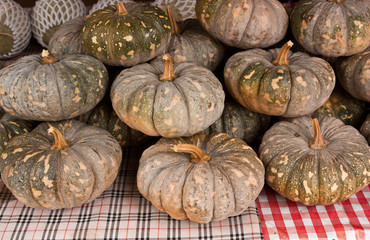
[[81, 3, 171, 67], [259, 116, 370, 206], [0, 119, 122, 209], [360, 114, 370, 144], [224, 41, 335, 117], [290, 0, 370, 57], [0, 50, 108, 121], [48, 16, 87, 55], [195, 0, 288, 49], [337, 50, 369, 102], [137, 132, 265, 223], [111, 54, 225, 138]]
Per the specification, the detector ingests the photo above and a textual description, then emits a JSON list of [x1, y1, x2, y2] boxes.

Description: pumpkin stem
[[116, 3, 128, 15], [172, 144, 211, 163], [0, 32, 13, 37], [160, 54, 177, 81], [40, 50, 59, 64], [328, 0, 344, 3], [48, 126, 70, 151], [167, 6, 181, 35], [272, 41, 293, 66], [309, 118, 327, 149]]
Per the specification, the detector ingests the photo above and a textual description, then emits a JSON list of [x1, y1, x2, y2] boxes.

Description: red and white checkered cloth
[[257, 185, 370, 240]]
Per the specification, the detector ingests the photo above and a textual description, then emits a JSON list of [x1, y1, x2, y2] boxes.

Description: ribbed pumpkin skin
[[81, 3, 171, 67], [360, 114, 370, 144], [290, 0, 370, 57], [224, 48, 335, 117], [205, 97, 270, 144], [195, 0, 288, 49], [111, 62, 225, 138], [337, 50, 369, 102], [259, 116, 370, 206], [137, 132, 265, 223], [49, 16, 87, 55], [0, 53, 108, 121], [0, 120, 122, 209]]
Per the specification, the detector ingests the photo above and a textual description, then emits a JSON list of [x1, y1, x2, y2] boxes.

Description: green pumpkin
[[290, 0, 370, 57], [81, 3, 172, 67], [360, 114, 370, 144]]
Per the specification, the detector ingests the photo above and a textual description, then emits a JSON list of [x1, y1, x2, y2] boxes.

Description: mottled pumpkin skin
[[224, 48, 335, 117], [152, 19, 225, 71], [195, 0, 288, 49], [49, 16, 87, 55], [205, 97, 270, 144], [111, 61, 225, 138], [0, 53, 109, 121], [0, 120, 122, 209], [337, 50, 370, 102], [259, 116, 370, 206], [81, 3, 171, 67], [137, 132, 265, 223], [360, 114, 370, 144], [290, 0, 370, 57]]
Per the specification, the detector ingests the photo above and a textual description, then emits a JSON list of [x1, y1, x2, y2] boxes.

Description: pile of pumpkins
[[0, 0, 369, 224]]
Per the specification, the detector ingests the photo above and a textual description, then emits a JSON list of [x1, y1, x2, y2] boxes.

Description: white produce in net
[[31, 0, 86, 48], [0, 0, 31, 59]]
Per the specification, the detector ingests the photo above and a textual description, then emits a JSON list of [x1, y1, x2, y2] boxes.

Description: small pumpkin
[[0, 50, 108, 121], [336, 50, 369, 102], [224, 41, 335, 117], [111, 54, 225, 138], [137, 132, 265, 223], [259, 116, 370, 206], [48, 16, 88, 56], [0, 0, 32, 59], [0, 119, 122, 209], [82, 2, 171, 67], [360, 114, 370, 144], [195, 0, 288, 49], [290, 0, 370, 57]]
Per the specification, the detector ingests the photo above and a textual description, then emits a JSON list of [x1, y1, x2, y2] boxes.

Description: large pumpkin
[[0, 50, 108, 121], [336, 50, 369, 102], [111, 54, 225, 138], [137, 132, 265, 223], [259, 116, 370, 206], [290, 0, 370, 57], [195, 0, 288, 49], [360, 114, 370, 144], [82, 2, 171, 67], [224, 41, 335, 117], [0, 120, 122, 209]]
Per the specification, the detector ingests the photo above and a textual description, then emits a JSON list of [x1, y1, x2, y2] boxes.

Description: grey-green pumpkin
[[0, 50, 109, 121], [360, 114, 370, 144]]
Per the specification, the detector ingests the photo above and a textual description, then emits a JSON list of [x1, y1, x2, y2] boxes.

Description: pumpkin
[[290, 0, 370, 57], [0, 119, 122, 209], [311, 88, 367, 128], [31, 0, 86, 48], [336, 50, 369, 102], [137, 132, 265, 223], [151, 6, 224, 71], [0, 0, 31, 59], [205, 97, 270, 144], [0, 50, 108, 121], [48, 16, 88, 56], [111, 53, 225, 138], [78, 102, 150, 147], [224, 41, 335, 117], [195, 0, 288, 49], [259, 116, 370, 206], [81, 3, 171, 67], [360, 114, 370, 144]]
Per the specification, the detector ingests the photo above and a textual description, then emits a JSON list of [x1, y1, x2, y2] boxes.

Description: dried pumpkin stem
[[328, 0, 344, 3], [272, 40, 293, 66], [116, 3, 128, 15], [172, 144, 211, 163], [160, 54, 177, 81], [309, 118, 327, 149], [40, 49, 59, 64], [48, 126, 70, 151], [0, 32, 13, 37], [167, 6, 181, 35]]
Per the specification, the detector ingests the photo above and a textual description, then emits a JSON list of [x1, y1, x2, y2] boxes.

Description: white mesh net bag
[[89, 0, 196, 21], [0, 0, 31, 59], [31, 0, 86, 48]]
